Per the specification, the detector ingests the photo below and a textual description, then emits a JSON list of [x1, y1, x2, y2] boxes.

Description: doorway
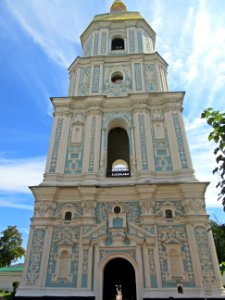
[[103, 258, 136, 300]]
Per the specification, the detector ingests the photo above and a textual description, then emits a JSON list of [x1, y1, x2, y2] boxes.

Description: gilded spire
[[110, 0, 127, 13]]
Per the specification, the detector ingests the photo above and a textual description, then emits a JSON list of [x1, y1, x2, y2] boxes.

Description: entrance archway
[[103, 258, 136, 300]]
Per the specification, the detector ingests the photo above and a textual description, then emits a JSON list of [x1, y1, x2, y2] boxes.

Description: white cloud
[[4, 0, 108, 67], [5, 0, 84, 66], [185, 117, 206, 131], [0, 199, 33, 210], [0, 157, 45, 193], [183, 114, 223, 208]]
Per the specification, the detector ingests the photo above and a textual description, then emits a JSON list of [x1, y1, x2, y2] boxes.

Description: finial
[[110, 0, 127, 13]]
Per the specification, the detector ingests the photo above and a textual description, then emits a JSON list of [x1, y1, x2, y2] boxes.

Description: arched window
[[107, 127, 130, 177], [65, 211, 72, 221], [165, 209, 173, 219], [177, 285, 184, 294], [112, 38, 124, 50], [111, 72, 123, 84]]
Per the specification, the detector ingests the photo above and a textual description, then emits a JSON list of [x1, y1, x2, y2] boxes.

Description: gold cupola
[[110, 0, 127, 13]]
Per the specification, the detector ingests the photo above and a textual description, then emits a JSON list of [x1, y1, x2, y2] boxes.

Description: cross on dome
[[110, 0, 127, 13]]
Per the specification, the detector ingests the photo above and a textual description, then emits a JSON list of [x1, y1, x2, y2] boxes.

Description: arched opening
[[65, 211, 72, 220], [112, 38, 124, 50], [111, 72, 123, 84], [177, 285, 184, 294], [107, 127, 130, 177], [165, 209, 173, 219], [103, 258, 136, 300]]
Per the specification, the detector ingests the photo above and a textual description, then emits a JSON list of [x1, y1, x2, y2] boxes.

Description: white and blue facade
[[17, 1, 224, 300]]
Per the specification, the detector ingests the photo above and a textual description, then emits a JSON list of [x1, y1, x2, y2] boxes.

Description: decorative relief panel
[[138, 115, 149, 170], [93, 32, 99, 56], [96, 202, 141, 224], [140, 199, 155, 216], [49, 119, 63, 173], [54, 202, 82, 219], [183, 198, 206, 215], [151, 109, 164, 121], [143, 30, 152, 53], [83, 223, 106, 240], [142, 225, 155, 235], [153, 201, 184, 217], [88, 117, 96, 172], [154, 143, 173, 172], [102, 111, 132, 128], [34, 201, 57, 218], [64, 114, 85, 174], [35, 201, 82, 220], [92, 66, 100, 93], [101, 31, 107, 55], [172, 113, 188, 169], [83, 35, 93, 57], [129, 29, 135, 52], [137, 30, 143, 53], [82, 226, 95, 236], [81, 249, 89, 288], [26, 229, 46, 284], [194, 226, 216, 284], [148, 248, 158, 288], [144, 64, 158, 92], [153, 123, 165, 140], [46, 226, 80, 288], [99, 249, 136, 262], [129, 223, 150, 239], [71, 123, 83, 144], [103, 65, 132, 97], [134, 63, 143, 91], [151, 112, 173, 172], [158, 225, 195, 288], [82, 200, 96, 217], [78, 67, 91, 96]]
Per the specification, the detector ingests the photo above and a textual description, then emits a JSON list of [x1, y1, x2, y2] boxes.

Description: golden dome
[[110, 0, 127, 13]]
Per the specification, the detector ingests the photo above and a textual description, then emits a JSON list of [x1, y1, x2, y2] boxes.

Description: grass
[[0, 291, 12, 299]]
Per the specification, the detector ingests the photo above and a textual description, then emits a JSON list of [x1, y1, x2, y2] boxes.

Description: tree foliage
[[210, 220, 225, 263], [201, 108, 225, 210], [0, 226, 25, 267], [220, 262, 225, 276]]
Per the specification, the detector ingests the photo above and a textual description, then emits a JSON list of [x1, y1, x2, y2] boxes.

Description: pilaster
[[164, 109, 181, 171], [56, 112, 72, 174], [39, 226, 53, 288], [45, 113, 61, 174]]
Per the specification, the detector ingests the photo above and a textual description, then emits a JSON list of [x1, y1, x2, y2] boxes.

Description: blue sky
[[0, 0, 225, 261]]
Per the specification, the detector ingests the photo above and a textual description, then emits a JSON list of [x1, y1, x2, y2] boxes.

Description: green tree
[[220, 262, 225, 276], [210, 220, 225, 263], [201, 108, 225, 210], [0, 226, 25, 267]]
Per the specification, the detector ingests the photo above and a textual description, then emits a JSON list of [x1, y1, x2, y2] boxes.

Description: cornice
[[50, 92, 185, 112], [68, 52, 168, 72]]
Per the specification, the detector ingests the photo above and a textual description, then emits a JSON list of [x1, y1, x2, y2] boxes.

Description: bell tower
[[17, 1, 224, 300]]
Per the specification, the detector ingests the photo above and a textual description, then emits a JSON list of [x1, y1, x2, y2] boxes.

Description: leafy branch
[[201, 108, 225, 210]]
